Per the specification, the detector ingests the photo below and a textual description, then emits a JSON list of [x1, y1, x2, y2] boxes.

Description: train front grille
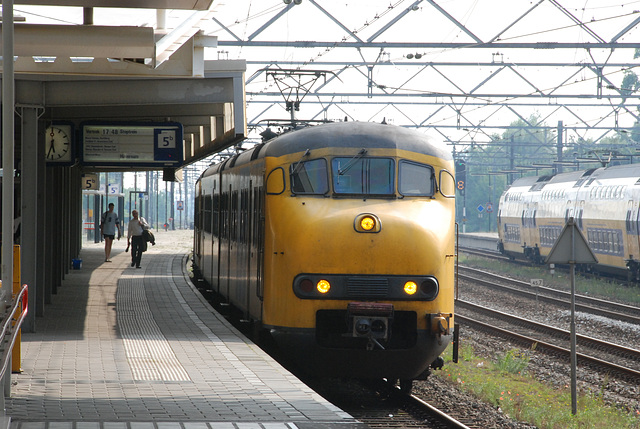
[[346, 277, 389, 298]]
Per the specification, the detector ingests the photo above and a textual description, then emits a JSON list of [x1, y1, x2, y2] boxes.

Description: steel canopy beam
[[219, 40, 640, 49], [0, 23, 154, 58]]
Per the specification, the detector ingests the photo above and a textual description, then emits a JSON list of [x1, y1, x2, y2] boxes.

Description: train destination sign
[[81, 122, 183, 167]]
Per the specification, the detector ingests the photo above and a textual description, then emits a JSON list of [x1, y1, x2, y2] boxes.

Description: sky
[[203, 0, 640, 146]]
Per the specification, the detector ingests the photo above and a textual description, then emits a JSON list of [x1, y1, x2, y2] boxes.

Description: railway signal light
[[455, 159, 466, 194]]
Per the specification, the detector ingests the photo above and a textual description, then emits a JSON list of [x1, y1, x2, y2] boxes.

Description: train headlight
[[421, 277, 439, 300], [354, 213, 381, 233], [300, 279, 314, 293], [403, 281, 418, 295], [316, 279, 331, 294], [360, 216, 375, 231]]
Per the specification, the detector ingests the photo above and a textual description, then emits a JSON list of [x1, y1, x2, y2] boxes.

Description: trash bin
[[72, 258, 83, 270]]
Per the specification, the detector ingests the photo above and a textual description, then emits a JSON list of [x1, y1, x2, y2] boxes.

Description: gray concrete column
[[19, 106, 41, 332]]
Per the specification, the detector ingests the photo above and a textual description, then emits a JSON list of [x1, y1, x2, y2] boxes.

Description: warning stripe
[[117, 275, 191, 382]]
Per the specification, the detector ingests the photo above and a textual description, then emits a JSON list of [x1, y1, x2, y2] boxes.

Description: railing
[[0, 284, 29, 420]]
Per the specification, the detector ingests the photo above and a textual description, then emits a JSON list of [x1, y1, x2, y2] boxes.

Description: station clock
[[45, 123, 74, 164]]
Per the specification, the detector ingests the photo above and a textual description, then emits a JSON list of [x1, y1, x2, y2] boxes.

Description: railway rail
[[457, 265, 640, 325], [309, 378, 473, 429], [455, 299, 640, 383], [460, 246, 509, 261]]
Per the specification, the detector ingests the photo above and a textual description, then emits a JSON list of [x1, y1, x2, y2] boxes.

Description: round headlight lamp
[[403, 281, 418, 295], [421, 277, 439, 300], [360, 216, 376, 231], [316, 279, 331, 294], [300, 279, 314, 293]]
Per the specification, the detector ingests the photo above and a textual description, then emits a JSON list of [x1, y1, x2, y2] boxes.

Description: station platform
[[458, 232, 499, 252], [7, 230, 362, 429]]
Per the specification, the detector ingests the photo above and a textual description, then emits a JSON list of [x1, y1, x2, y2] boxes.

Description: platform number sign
[[154, 128, 179, 162], [158, 130, 176, 149], [83, 173, 98, 190]]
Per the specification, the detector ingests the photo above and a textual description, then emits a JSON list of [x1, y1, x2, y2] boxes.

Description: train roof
[[505, 163, 639, 193], [261, 121, 452, 160], [590, 163, 640, 180], [507, 175, 547, 189], [198, 122, 451, 181]]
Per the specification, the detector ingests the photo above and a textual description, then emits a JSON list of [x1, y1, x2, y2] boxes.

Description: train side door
[[626, 200, 640, 269], [212, 185, 220, 291], [248, 184, 265, 321], [219, 185, 232, 297], [194, 186, 202, 266]]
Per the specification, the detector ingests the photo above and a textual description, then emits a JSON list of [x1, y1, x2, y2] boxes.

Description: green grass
[[459, 254, 640, 305], [437, 344, 640, 428]]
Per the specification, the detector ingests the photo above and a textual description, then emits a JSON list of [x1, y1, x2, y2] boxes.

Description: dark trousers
[[131, 235, 144, 267]]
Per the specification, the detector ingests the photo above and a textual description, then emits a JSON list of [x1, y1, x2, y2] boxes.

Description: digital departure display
[[81, 122, 183, 167]]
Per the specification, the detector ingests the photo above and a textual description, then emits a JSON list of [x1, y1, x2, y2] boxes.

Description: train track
[[457, 265, 640, 325], [307, 378, 472, 429], [460, 244, 638, 286], [460, 246, 511, 262], [455, 299, 640, 382]]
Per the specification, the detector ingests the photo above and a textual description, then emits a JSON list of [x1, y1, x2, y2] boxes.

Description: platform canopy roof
[[14, 0, 214, 9], [2, 0, 246, 169]]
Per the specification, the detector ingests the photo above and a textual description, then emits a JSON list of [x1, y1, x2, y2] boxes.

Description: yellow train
[[497, 164, 640, 280], [194, 121, 457, 388]]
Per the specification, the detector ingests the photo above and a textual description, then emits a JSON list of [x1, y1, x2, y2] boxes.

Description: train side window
[[532, 209, 537, 227], [290, 158, 329, 195], [577, 208, 583, 230], [204, 194, 212, 234], [399, 160, 434, 196], [438, 169, 455, 198], [266, 167, 286, 195], [213, 194, 220, 236]]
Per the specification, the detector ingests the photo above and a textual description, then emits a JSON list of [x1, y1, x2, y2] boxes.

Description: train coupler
[[427, 312, 452, 336], [347, 302, 394, 347]]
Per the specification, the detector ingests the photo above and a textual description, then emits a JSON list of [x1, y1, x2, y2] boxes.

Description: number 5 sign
[[82, 173, 98, 190], [158, 130, 176, 148], [154, 126, 182, 163]]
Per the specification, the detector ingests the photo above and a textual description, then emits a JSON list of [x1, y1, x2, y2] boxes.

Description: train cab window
[[332, 157, 394, 196], [290, 158, 329, 195], [266, 167, 285, 195], [399, 160, 434, 196]]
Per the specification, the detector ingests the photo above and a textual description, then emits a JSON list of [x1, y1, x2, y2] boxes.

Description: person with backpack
[[100, 203, 121, 262]]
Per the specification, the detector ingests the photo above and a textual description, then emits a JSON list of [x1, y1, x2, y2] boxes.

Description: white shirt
[[127, 217, 148, 239]]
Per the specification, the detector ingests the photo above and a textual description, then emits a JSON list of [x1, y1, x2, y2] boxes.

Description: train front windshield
[[291, 156, 435, 197], [333, 157, 395, 195]]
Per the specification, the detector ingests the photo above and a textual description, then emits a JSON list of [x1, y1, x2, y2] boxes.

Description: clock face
[[45, 125, 73, 162]]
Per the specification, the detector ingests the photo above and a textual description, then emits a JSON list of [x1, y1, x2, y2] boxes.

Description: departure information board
[[82, 122, 183, 167]]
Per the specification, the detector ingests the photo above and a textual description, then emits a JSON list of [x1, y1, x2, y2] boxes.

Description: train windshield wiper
[[338, 148, 367, 176], [291, 149, 311, 175]]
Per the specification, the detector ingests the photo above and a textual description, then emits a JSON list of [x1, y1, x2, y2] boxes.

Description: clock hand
[[47, 139, 56, 156]]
